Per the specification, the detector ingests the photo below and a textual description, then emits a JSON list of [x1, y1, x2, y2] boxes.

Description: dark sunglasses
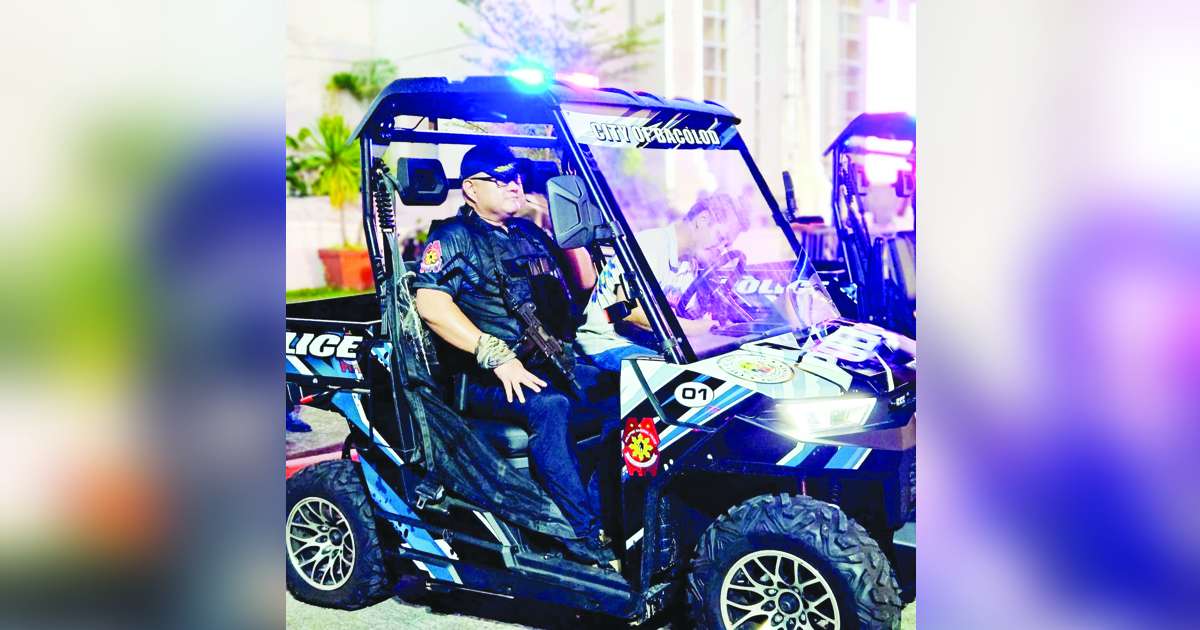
[[468, 174, 523, 187]]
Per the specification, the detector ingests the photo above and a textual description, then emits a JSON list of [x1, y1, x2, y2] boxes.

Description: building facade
[[286, 0, 914, 288]]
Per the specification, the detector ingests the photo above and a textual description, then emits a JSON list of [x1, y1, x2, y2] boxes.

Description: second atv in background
[[783, 112, 916, 338]]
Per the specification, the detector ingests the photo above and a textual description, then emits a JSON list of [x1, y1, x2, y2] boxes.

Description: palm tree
[[327, 59, 397, 108], [286, 114, 361, 246]]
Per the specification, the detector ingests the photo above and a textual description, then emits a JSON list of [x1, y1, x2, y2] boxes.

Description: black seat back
[[400, 255, 533, 466]]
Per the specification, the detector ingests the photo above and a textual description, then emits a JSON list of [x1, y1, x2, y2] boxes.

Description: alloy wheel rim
[[287, 497, 356, 591], [719, 549, 841, 629]]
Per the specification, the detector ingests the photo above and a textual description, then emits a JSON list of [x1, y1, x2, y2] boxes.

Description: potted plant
[[287, 113, 372, 290]]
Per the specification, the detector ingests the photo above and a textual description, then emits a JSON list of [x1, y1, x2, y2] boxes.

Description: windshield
[[566, 108, 840, 359]]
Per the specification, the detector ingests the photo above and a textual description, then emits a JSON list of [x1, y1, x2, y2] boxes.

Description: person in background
[[576, 193, 750, 372]]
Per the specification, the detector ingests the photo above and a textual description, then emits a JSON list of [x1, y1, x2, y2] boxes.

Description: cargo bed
[[286, 294, 383, 386]]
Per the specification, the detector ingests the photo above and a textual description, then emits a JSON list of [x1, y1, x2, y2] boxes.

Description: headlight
[[777, 396, 877, 438]]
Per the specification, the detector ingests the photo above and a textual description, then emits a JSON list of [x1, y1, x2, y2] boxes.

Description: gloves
[[474, 333, 517, 369]]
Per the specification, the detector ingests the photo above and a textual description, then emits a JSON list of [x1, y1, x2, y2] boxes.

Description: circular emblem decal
[[717, 353, 795, 384]]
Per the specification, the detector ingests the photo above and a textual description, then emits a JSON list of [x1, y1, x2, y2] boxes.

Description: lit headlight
[[777, 396, 877, 438]]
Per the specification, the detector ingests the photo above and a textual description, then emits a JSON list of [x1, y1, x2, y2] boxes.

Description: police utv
[[285, 76, 915, 629], [783, 113, 916, 339]]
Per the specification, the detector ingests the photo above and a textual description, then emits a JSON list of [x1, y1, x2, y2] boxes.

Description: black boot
[[563, 532, 616, 567]]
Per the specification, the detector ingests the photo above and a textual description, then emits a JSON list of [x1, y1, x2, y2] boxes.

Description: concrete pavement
[[286, 413, 918, 628], [286, 581, 917, 629]]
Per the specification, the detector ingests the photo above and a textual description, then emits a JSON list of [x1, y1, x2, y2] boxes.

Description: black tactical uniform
[[413, 207, 620, 554], [413, 209, 574, 361]]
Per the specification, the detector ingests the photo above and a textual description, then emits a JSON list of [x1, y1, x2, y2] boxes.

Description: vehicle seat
[[469, 418, 530, 461], [466, 412, 606, 473], [446, 372, 532, 470], [400, 259, 533, 469], [887, 232, 916, 302], [446, 372, 610, 471]]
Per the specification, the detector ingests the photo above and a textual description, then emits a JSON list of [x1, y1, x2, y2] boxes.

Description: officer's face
[[464, 171, 525, 220]]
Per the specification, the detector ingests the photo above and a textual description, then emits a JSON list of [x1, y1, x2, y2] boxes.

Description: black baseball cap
[[460, 143, 524, 184]]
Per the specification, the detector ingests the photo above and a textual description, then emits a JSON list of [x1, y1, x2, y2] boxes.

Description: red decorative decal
[[420, 240, 443, 272], [621, 417, 661, 477]]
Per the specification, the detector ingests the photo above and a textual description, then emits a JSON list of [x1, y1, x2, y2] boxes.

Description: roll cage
[[823, 112, 917, 337], [350, 75, 810, 365]]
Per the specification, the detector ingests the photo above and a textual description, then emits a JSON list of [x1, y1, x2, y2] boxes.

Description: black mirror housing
[[395, 157, 448, 206], [547, 175, 610, 249]]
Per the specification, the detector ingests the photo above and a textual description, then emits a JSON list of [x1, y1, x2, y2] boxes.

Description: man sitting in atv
[[412, 143, 620, 566], [575, 193, 750, 371]]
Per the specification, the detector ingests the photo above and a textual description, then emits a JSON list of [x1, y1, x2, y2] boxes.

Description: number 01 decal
[[674, 382, 715, 408]]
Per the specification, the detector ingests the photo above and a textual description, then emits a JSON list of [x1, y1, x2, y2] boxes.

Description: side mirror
[[781, 170, 798, 222], [395, 158, 448, 206], [547, 175, 610, 249]]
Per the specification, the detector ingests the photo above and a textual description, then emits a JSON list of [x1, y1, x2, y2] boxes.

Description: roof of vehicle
[[824, 112, 916, 155], [350, 75, 739, 141]]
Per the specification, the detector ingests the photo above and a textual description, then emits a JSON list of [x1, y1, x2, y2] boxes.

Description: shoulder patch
[[419, 240, 443, 273]]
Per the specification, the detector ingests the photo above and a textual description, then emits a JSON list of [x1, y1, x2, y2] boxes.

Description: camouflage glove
[[475, 333, 517, 370]]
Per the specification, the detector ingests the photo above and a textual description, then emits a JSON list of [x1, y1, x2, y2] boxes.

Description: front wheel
[[688, 494, 901, 630]]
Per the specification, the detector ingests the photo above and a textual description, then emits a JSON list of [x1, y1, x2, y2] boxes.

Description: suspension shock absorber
[[372, 158, 396, 234]]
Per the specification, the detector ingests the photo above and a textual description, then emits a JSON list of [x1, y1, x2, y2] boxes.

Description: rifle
[[513, 300, 576, 370], [497, 278, 584, 399]]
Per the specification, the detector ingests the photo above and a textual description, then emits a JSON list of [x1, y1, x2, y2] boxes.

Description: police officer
[[413, 143, 618, 566]]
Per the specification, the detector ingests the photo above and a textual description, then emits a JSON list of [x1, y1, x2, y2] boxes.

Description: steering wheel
[[677, 249, 753, 323]]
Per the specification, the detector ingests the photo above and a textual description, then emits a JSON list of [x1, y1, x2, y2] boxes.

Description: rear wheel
[[688, 494, 901, 630], [286, 460, 391, 609]]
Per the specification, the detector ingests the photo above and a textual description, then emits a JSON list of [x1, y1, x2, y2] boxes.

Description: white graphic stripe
[[777, 442, 809, 465], [621, 361, 677, 416], [657, 384, 753, 449], [351, 394, 405, 467], [434, 539, 460, 560], [474, 511, 509, 546], [875, 352, 895, 391], [287, 356, 312, 375]]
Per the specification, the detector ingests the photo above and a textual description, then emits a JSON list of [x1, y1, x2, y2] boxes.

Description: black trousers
[[464, 362, 621, 538]]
